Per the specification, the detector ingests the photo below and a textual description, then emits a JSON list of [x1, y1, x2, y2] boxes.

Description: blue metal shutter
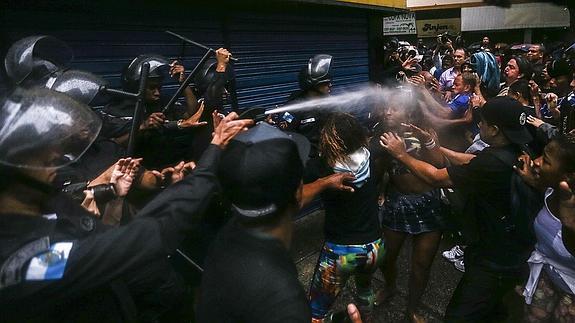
[[0, 11, 224, 96], [227, 11, 370, 109]]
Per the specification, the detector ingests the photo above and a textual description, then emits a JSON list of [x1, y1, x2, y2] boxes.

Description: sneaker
[[442, 245, 464, 262], [454, 258, 465, 273]]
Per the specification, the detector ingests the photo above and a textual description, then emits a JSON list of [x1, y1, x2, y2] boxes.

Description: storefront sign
[[461, 3, 570, 31], [383, 13, 417, 36], [339, 0, 407, 9], [416, 18, 461, 38]]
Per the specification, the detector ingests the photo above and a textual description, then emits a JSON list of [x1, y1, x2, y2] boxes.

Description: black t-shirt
[[447, 145, 532, 268], [304, 157, 381, 245], [197, 218, 310, 323]]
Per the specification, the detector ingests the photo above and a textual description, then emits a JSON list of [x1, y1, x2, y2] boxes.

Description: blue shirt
[[448, 93, 471, 118]]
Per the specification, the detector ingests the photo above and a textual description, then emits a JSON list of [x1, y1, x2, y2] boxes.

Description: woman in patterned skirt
[[371, 91, 446, 323]]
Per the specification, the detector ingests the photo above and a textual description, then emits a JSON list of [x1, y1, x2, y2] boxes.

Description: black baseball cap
[[480, 96, 532, 145], [219, 123, 310, 219]]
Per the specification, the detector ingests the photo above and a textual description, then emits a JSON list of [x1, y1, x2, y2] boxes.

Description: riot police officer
[[100, 54, 200, 145], [0, 87, 252, 322], [190, 52, 236, 160], [101, 50, 231, 168], [287, 54, 333, 157]]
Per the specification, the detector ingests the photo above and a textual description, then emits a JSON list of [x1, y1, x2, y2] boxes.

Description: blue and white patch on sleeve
[[25, 242, 73, 281]]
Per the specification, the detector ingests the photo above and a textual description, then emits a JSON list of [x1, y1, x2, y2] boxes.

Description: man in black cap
[[197, 123, 363, 323], [379, 97, 535, 322]]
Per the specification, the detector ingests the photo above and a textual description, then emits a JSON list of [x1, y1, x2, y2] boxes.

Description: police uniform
[[285, 54, 333, 158], [0, 144, 222, 322]]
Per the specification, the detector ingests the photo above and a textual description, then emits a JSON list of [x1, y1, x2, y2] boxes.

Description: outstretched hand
[[159, 160, 197, 185], [379, 132, 407, 159], [211, 112, 254, 148], [162, 161, 186, 185], [513, 154, 540, 189], [407, 75, 425, 88], [110, 158, 141, 197], [324, 172, 356, 193], [402, 56, 417, 71], [401, 123, 436, 144], [526, 115, 545, 128], [169, 60, 186, 83], [179, 100, 208, 128]]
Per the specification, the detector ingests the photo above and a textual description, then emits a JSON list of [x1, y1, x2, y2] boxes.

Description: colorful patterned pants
[[309, 239, 384, 322], [524, 270, 575, 323]]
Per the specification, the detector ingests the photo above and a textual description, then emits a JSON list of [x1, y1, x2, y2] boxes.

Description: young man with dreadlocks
[[305, 113, 383, 322]]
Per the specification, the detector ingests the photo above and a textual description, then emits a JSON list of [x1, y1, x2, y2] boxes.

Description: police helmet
[[43, 69, 109, 107], [298, 54, 333, 91], [4, 35, 73, 86], [0, 87, 102, 170], [121, 54, 170, 91], [192, 58, 235, 96]]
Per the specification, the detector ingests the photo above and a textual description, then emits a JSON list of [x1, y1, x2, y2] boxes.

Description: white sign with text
[[383, 13, 417, 36]]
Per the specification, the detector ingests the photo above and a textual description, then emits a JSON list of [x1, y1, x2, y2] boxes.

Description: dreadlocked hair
[[320, 113, 367, 167]]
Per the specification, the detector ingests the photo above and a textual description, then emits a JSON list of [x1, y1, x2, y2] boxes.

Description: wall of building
[[1, 1, 396, 109]]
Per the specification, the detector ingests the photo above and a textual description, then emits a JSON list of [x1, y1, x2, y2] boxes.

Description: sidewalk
[[291, 210, 463, 322]]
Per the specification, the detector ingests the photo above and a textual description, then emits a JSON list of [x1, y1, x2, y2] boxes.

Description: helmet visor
[[0, 87, 102, 170], [124, 54, 170, 86], [308, 54, 333, 82], [45, 69, 108, 106], [4, 35, 73, 85]]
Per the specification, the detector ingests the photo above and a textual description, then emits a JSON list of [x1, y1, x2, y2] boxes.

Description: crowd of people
[[1, 31, 575, 323]]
